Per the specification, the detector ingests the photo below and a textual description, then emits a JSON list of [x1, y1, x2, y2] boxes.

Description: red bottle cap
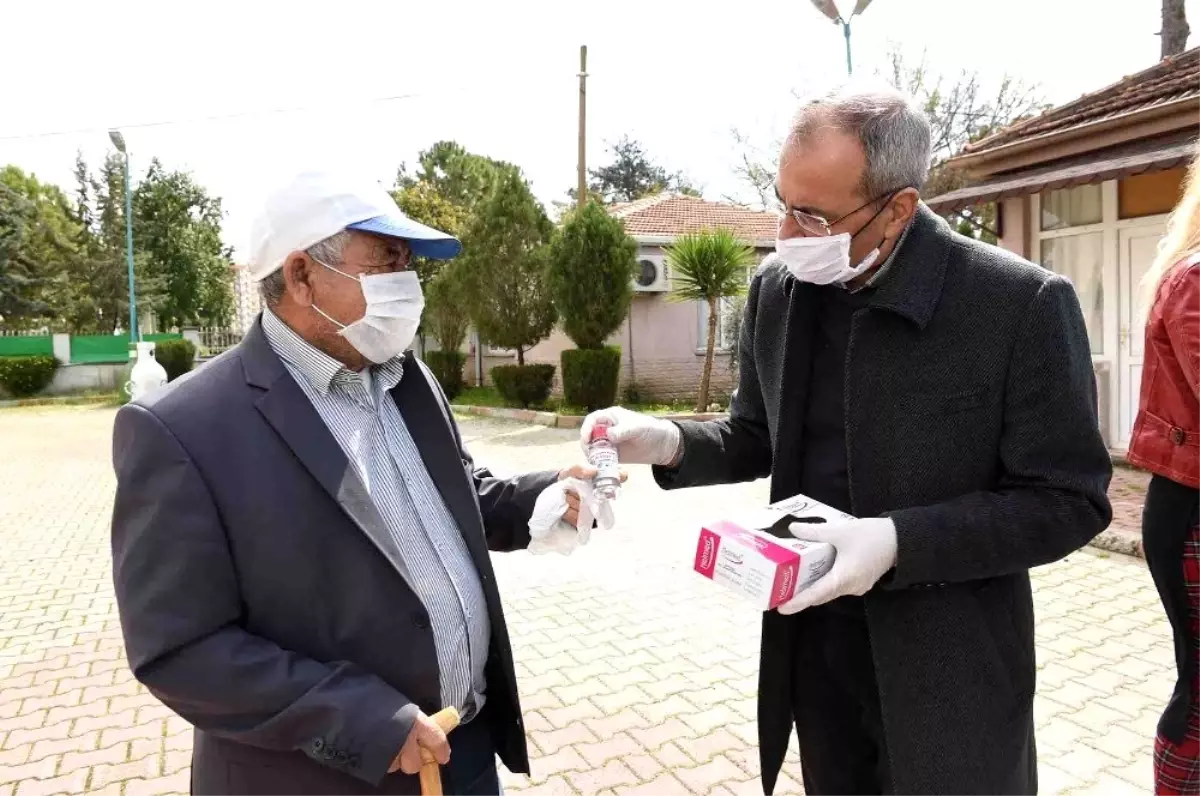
[[590, 424, 610, 442]]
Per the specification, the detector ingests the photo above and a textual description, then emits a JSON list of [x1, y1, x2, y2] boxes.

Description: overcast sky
[[3, 0, 1197, 260]]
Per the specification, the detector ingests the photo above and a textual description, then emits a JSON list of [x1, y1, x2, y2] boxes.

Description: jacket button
[[312, 739, 324, 753], [413, 612, 430, 629], [335, 750, 348, 765], [348, 754, 361, 769], [1170, 427, 1186, 445], [323, 747, 336, 760]]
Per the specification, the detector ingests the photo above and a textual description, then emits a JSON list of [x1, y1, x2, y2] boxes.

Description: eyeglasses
[[784, 190, 900, 237]]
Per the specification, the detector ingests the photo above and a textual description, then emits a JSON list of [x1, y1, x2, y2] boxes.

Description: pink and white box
[[693, 494, 845, 610]]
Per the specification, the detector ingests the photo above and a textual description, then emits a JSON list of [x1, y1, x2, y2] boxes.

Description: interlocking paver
[[526, 745, 587, 778], [611, 772, 691, 796], [0, 409, 1177, 796], [531, 724, 599, 756], [13, 770, 89, 796], [542, 699, 604, 730], [565, 759, 640, 793], [675, 729, 745, 765]]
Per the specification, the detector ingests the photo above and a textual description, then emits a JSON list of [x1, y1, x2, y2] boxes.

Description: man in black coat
[[111, 170, 599, 795], [583, 83, 1113, 795]]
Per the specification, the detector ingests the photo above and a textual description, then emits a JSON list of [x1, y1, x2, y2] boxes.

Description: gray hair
[[258, 230, 354, 307], [785, 80, 932, 198]]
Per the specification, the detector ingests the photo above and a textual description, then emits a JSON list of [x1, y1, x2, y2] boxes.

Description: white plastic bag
[[527, 477, 615, 555]]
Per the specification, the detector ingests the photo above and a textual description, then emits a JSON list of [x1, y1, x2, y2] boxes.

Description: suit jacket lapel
[[390, 359, 494, 575], [240, 321, 410, 580]]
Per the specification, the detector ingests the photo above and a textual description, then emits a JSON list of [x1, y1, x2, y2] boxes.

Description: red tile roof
[[962, 48, 1199, 157], [609, 193, 779, 242]]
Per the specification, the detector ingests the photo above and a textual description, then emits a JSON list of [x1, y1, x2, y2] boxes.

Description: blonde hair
[[1141, 144, 1200, 313]]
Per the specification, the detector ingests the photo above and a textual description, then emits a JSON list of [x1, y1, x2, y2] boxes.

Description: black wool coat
[[655, 206, 1114, 795]]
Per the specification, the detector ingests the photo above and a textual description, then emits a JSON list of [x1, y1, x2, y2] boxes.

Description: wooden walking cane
[[419, 707, 461, 796]]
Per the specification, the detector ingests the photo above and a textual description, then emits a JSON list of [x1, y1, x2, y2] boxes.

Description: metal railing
[[197, 327, 243, 356], [0, 328, 52, 336]]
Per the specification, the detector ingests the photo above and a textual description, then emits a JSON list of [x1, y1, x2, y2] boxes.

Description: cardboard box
[[693, 494, 846, 610]]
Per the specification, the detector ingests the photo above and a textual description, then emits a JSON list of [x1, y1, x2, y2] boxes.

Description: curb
[[0, 394, 118, 409], [1087, 525, 1144, 559], [449, 404, 728, 429]]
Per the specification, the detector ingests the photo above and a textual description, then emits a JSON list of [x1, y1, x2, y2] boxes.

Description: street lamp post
[[108, 130, 138, 342], [808, 0, 878, 75]]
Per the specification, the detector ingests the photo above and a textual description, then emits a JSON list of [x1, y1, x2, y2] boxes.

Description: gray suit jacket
[[110, 320, 557, 794], [655, 206, 1113, 795]]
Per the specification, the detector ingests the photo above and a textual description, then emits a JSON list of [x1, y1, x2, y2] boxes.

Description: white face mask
[[311, 260, 424, 364], [774, 232, 881, 286]]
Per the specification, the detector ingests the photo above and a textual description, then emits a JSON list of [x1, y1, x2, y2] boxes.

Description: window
[[697, 265, 758, 351], [1040, 185, 1103, 230], [698, 298, 743, 352], [1040, 232, 1104, 355]]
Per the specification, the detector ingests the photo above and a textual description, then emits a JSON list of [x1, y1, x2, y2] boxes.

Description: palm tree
[[665, 228, 756, 412]]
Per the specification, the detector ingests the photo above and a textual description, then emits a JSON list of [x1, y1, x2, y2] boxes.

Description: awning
[[926, 136, 1198, 213]]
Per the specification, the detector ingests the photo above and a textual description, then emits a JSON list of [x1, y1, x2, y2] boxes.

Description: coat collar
[[776, 203, 951, 330], [240, 316, 289, 392], [862, 203, 951, 330], [238, 318, 417, 585], [237, 317, 495, 584]]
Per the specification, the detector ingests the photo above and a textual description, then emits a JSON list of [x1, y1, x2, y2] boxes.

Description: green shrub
[[154, 339, 196, 382], [561, 347, 621, 412], [0, 355, 59, 398], [425, 350, 467, 400], [491, 364, 555, 408]]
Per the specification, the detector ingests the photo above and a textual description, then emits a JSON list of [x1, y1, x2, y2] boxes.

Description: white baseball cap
[[247, 169, 461, 282]]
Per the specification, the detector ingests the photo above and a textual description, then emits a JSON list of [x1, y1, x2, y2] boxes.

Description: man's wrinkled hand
[[388, 710, 450, 775], [776, 518, 898, 615]]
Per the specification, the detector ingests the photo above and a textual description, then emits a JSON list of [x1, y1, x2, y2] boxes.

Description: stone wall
[[619, 354, 737, 405]]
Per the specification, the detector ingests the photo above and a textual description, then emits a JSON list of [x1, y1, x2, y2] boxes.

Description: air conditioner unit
[[633, 256, 669, 293]]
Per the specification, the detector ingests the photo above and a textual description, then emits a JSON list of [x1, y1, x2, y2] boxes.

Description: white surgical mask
[[311, 260, 424, 364], [774, 233, 881, 286]]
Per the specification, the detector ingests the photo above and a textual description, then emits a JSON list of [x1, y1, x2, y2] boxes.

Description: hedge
[[154, 339, 197, 382], [561, 347, 621, 412], [0, 356, 59, 398], [425, 350, 467, 401], [491, 364, 555, 409]]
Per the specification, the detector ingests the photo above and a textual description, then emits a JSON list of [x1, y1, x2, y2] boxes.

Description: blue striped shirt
[[261, 309, 488, 719]]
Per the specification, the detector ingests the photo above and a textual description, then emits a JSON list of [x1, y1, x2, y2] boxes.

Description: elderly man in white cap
[[110, 170, 602, 795]]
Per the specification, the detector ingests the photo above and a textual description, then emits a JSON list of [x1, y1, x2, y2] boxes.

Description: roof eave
[[945, 96, 1200, 178], [632, 233, 775, 248], [926, 137, 1197, 214]]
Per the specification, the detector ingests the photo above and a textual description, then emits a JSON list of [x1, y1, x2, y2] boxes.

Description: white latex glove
[[527, 478, 615, 555], [777, 518, 898, 614], [580, 406, 683, 466]]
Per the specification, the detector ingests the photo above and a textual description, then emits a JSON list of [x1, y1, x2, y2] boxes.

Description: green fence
[[0, 333, 184, 363], [0, 336, 54, 357], [68, 333, 181, 364]]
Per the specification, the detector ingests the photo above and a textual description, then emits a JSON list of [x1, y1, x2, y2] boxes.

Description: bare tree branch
[[727, 45, 1045, 242]]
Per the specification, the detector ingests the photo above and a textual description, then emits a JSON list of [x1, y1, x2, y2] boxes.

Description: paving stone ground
[[0, 407, 1174, 796]]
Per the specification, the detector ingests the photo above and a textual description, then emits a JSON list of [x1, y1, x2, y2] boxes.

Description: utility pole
[[577, 45, 588, 208]]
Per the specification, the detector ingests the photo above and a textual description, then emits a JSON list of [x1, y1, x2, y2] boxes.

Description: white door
[[1117, 223, 1166, 447]]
